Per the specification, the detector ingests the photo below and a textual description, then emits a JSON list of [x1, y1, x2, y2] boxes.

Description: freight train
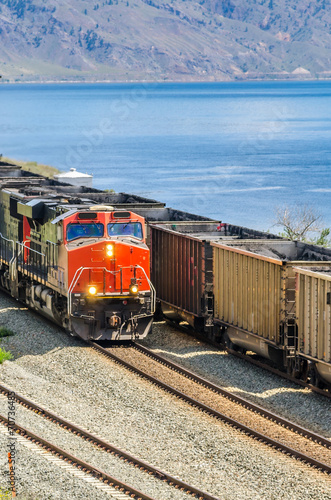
[[1, 162, 331, 389]]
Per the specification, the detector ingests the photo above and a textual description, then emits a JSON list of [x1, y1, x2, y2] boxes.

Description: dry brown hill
[[0, 0, 330, 81]]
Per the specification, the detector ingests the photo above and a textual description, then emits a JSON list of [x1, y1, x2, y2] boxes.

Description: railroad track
[[169, 321, 331, 399], [0, 384, 219, 500], [226, 347, 331, 399], [0, 412, 154, 500], [89, 341, 331, 475]]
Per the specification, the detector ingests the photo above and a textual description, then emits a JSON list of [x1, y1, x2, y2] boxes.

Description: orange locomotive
[[0, 187, 155, 341]]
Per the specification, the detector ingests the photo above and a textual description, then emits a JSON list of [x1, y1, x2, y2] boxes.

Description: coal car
[[294, 266, 331, 386]]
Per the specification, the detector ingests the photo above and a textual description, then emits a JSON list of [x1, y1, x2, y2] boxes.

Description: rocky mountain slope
[[0, 0, 330, 81]]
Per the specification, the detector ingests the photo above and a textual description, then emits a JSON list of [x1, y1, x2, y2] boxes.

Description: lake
[[1, 80, 330, 232]]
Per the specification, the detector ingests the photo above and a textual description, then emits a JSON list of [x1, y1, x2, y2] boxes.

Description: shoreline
[[2, 77, 331, 85]]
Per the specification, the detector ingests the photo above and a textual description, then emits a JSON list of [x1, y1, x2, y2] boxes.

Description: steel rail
[[226, 347, 331, 399], [90, 341, 331, 474], [168, 320, 331, 399], [0, 384, 219, 500], [133, 343, 331, 449], [0, 413, 155, 500]]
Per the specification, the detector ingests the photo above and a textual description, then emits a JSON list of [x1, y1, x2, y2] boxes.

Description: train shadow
[[140, 322, 331, 436]]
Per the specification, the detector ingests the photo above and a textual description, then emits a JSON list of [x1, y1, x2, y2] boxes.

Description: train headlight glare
[[106, 244, 114, 257], [130, 284, 139, 295], [88, 286, 97, 295]]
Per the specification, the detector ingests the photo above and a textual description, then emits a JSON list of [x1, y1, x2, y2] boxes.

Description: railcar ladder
[[284, 274, 297, 358], [203, 243, 214, 326]]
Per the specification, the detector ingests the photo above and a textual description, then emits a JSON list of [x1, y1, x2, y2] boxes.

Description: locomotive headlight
[[106, 244, 114, 257], [88, 286, 97, 295], [129, 284, 139, 295]]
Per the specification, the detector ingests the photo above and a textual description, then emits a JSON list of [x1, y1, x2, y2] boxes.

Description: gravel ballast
[[0, 427, 115, 500], [0, 293, 330, 499], [141, 322, 331, 439]]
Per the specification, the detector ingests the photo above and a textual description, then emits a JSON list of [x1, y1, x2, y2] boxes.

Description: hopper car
[[150, 223, 331, 388], [294, 266, 331, 387], [150, 221, 282, 331]]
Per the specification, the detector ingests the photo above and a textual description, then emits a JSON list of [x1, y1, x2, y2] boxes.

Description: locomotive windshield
[[107, 222, 143, 240], [67, 223, 104, 242]]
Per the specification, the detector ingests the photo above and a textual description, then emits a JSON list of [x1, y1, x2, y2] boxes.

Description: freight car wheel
[[309, 365, 325, 390], [287, 358, 307, 380], [223, 332, 246, 354], [299, 360, 309, 383]]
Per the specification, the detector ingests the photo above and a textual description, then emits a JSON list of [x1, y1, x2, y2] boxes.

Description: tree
[[311, 228, 330, 247], [274, 203, 330, 247]]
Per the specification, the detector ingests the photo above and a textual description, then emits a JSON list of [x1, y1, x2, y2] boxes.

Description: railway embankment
[[0, 292, 330, 499]]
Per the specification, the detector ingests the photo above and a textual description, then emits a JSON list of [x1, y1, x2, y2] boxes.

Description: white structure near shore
[[54, 168, 93, 188]]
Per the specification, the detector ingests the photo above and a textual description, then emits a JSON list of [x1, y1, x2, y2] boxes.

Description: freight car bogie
[[218, 324, 285, 365], [160, 302, 206, 332], [310, 362, 331, 390], [214, 320, 331, 390]]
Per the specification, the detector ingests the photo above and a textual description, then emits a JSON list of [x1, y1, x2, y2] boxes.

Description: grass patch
[[0, 488, 12, 500], [1, 156, 61, 179], [0, 327, 15, 338], [0, 348, 13, 364]]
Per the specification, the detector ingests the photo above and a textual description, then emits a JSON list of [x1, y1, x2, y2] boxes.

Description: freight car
[[150, 223, 331, 388], [294, 266, 331, 386], [0, 178, 156, 341]]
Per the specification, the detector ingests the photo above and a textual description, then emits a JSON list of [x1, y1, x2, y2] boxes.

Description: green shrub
[[0, 488, 12, 499], [0, 348, 13, 364], [0, 327, 15, 338], [0, 487, 12, 499]]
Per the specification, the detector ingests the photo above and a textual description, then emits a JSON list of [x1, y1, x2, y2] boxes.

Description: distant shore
[[2, 76, 331, 85]]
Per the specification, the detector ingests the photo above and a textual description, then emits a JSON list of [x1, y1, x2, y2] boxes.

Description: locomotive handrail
[[16, 241, 47, 284], [18, 241, 45, 257], [67, 265, 155, 319], [0, 233, 15, 259], [135, 265, 156, 314], [46, 240, 58, 268], [0, 233, 15, 250]]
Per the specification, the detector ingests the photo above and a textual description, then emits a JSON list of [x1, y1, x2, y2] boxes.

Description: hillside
[[0, 0, 331, 82]]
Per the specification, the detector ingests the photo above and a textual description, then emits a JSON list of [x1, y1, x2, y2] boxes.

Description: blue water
[[1, 81, 331, 232]]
